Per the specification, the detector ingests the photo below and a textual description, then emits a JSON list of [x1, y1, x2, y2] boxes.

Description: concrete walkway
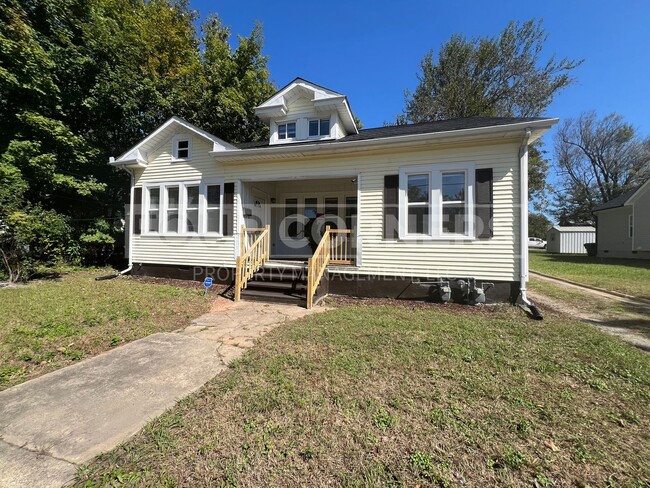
[[0, 298, 320, 487]]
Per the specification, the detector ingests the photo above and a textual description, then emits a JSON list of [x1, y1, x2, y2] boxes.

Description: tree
[[552, 112, 650, 224], [402, 19, 581, 201], [404, 19, 581, 122], [0, 0, 275, 279], [192, 17, 275, 143], [528, 213, 551, 239]]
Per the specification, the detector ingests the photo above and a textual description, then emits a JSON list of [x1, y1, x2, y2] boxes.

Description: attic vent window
[[173, 137, 191, 160], [278, 122, 296, 140], [309, 118, 330, 137]]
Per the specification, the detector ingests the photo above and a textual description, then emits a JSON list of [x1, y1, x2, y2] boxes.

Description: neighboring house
[[110, 78, 557, 306], [593, 180, 650, 259], [546, 226, 596, 254]]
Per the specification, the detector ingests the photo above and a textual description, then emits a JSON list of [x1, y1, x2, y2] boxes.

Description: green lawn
[[0, 269, 214, 390], [76, 302, 650, 487], [529, 250, 650, 299]]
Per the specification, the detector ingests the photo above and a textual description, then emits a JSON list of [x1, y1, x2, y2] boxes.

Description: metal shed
[[546, 225, 596, 254]]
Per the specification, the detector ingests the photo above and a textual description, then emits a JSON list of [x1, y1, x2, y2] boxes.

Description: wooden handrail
[[234, 224, 270, 302], [329, 229, 353, 265], [307, 226, 331, 309], [307, 226, 355, 308]]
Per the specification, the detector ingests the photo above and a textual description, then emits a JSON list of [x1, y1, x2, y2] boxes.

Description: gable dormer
[[255, 78, 358, 145]]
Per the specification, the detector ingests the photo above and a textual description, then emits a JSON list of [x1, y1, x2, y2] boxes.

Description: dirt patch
[[133, 275, 227, 295], [325, 294, 501, 316], [528, 276, 650, 351]]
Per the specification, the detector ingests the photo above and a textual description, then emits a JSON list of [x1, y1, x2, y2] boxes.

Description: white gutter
[[518, 128, 542, 319], [211, 119, 558, 162]]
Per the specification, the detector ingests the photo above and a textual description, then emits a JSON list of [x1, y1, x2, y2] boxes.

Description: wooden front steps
[[239, 261, 309, 305]]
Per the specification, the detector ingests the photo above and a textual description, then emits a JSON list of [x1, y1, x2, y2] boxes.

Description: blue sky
[[190, 0, 649, 138]]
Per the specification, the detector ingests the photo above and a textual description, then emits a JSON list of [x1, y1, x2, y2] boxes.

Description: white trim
[[110, 116, 237, 168], [625, 178, 650, 206], [141, 179, 223, 237], [212, 119, 559, 163], [398, 162, 476, 241], [171, 134, 192, 162]]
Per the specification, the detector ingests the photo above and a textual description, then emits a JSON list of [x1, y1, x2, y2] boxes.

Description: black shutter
[[475, 168, 493, 238], [133, 187, 142, 235], [384, 174, 399, 239], [223, 182, 235, 236]]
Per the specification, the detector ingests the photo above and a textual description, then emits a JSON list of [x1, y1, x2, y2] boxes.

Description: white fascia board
[[109, 157, 147, 169], [111, 116, 237, 165], [624, 178, 650, 206], [210, 118, 558, 163], [254, 102, 287, 120]]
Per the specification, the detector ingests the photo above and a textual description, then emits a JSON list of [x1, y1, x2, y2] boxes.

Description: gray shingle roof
[[235, 116, 549, 150], [593, 183, 645, 212]]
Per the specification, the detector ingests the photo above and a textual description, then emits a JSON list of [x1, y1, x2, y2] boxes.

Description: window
[[304, 198, 318, 219], [166, 186, 180, 233], [172, 136, 191, 160], [143, 180, 223, 236], [147, 187, 160, 233], [442, 172, 466, 234], [205, 184, 221, 234], [324, 197, 338, 216], [406, 174, 430, 235], [309, 118, 330, 137], [278, 122, 296, 140], [629, 214, 634, 238], [399, 163, 475, 239], [185, 185, 199, 233], [285, 198, 299, 238]]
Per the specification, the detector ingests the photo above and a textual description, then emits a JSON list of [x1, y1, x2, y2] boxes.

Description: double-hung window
[[185, 185, 200, 233], [309, 118, 330, 137], [172, 136, 191, 161], [165, 186, 180, 233], [399, 163, 475, 239], [204, 182, 221, 234], [143, 180, 223, 236], [278, 122, 296, 140], [147, 188, 160, 233]]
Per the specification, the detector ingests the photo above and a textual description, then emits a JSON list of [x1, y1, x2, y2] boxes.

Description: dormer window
[[278, 122, 296, 140], [309, 118, 330, 137], [172, 136, 191, 160]]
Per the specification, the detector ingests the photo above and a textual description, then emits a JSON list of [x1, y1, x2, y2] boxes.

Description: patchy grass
[[529, 250, 650, 298], [76, 302, 650, 487], [0, 268, 215, 390]]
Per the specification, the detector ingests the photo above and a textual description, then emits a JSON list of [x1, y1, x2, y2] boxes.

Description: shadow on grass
[[588, 318, 650, 346], [537, 252, 650, 270]]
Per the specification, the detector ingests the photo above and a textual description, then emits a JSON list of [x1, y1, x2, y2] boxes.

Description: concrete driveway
[[0, 298, 320, 487]]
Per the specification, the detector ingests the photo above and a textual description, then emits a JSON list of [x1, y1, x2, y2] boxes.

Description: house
[[545, 225, 595, 254], [593, 180, 650, 259], [109, 78, 557, 307]]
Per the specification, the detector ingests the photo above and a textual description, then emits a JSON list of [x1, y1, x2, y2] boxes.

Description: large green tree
[[0, 0, 274, 280], [400, 19, 581, 203]]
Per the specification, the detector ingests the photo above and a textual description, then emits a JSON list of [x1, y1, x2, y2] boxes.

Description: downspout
[[519, 129, 543, 320], [95, 166, 134, 281], [120, 167, 135, 275]]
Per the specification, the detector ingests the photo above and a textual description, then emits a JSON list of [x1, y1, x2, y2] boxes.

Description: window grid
[[142, 181, 223, 236]]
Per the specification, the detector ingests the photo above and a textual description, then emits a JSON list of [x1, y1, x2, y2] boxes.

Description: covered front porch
[[235, 176, 359, 307], [239, 176, 359, 263]]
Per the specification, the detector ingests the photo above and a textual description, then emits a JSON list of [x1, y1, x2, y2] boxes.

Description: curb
[[529, 270, 650, 304]]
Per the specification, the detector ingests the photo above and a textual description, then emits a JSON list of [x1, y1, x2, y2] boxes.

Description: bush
[[0, 207, 72, 282], [584, 242, 596, 257]]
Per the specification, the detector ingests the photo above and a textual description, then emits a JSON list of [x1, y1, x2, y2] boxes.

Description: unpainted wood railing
[[234, 225, 270, 302], [329, 228, 353, 265], [307, 226, 353, 308]]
